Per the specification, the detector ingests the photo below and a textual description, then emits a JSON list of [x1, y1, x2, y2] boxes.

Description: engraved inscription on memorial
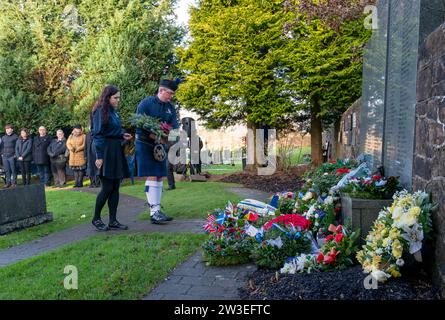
[[360, 0, 389, 169], [383, 0, 420, 188]]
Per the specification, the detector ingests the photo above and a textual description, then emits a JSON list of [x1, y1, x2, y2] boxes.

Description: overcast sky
[[175, 0, 195, 26]]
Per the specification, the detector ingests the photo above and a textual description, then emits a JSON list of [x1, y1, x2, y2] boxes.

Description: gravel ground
[[239, 265, 441, 300]]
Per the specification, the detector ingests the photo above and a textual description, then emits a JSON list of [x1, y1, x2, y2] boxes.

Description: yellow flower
[[362, 260, 373, 273], [409, 206, 421, 218], [399, 197, 414, 208], [356, 251, 364, 262], [372, 255, 382, 266], [389, 202, 396, 214], [392, 239, 403, 259], [382, 238, 390, 247], [389, 228, 400, 240], [387, 265, 401, 278]]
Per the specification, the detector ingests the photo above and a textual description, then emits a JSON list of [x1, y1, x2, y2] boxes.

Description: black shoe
[[166, 185, 176, 191], [159, 211, 173, 221], [150, 211, 169, 224], [5, 183, 11, 189], [108, 220, 128, 230], [92, 219, 110, 231]]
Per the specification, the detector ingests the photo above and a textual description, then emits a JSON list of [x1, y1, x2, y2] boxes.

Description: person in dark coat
[[85, 131, 100, 188], [0, 124, 19, 188], [135, 79, 180, 224], [15, 128, 33, 185], [91, 85, 132, 231], [32, 126, 52, 186], [47, 129, 67, 187]]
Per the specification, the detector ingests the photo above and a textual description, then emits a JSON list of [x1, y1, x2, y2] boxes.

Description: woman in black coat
[[15, 128, 33, 185], [91, 85, 132, 231]]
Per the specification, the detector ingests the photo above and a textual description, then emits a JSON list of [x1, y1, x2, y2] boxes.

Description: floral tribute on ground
[[356, 190, 437, 282], [201, 159, 438, 292]]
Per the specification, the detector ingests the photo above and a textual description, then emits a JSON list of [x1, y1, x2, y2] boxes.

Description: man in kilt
[[135, 79, 180, 224]]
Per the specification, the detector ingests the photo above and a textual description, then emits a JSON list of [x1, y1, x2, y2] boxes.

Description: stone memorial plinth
[[0, 184, 53, 235], [340, 193, 393, 243]]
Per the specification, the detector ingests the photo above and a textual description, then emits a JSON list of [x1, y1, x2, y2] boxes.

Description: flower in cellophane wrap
[[356, 190, 437, 283]]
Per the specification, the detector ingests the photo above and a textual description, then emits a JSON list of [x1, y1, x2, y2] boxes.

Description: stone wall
[[414, 23, 445, 297], [338, 98, 361, 159]]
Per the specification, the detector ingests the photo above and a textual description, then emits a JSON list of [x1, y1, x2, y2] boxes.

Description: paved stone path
[[143, 186, 268, 300], [143, 251, 257, 300]]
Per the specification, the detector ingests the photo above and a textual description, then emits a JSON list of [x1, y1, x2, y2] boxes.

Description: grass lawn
[[202, 163, 243, 175], [0, 232, 206, 299], [0, 189, 98, 250], [120, 181, 243, 220], [290, 146, 311, 164]]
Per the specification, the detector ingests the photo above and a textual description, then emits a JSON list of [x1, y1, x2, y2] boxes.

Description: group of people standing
[[0, 123, 136, 189]]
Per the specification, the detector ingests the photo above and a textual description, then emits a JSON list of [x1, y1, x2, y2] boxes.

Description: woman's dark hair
[[92, 85, 120, 123], [20, 128, 29, 137]]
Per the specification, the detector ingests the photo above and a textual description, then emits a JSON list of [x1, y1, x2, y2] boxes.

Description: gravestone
[[0, 184, 53, 235]]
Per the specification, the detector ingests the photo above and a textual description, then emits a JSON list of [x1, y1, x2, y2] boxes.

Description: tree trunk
[[245, 120, 258, 172], [310, 101, 323, 165]]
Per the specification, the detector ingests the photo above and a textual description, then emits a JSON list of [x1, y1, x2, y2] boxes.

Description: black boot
[[78, 171, 84, 187], [92, 219, 110, 231], [108, 211, 128, 230], [73, 171, 79, 187], [108, 220, 129, 230]]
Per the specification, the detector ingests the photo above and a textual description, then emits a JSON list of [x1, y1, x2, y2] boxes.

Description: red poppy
[[248, 213, 260, 222], [323, 254, 335, 264], [335, 168, 350, 175], [263, 214, 310, 230], [334, 233, 344, 243], [317, 253, 324, 263], [325, 235, 334, 242]]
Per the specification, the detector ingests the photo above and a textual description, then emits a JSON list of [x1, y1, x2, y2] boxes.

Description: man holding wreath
[[135, 79, 180, 224]]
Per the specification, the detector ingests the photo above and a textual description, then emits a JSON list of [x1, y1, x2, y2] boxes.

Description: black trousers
[[93, 176, 121, 222], [19, 161, 32, 185], [167, 162, 175, 188], [51, 160, 66, 186], [73, 169, 84, 187]]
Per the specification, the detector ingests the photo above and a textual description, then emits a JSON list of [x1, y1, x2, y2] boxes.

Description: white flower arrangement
[[280, 254, 318, 274]]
